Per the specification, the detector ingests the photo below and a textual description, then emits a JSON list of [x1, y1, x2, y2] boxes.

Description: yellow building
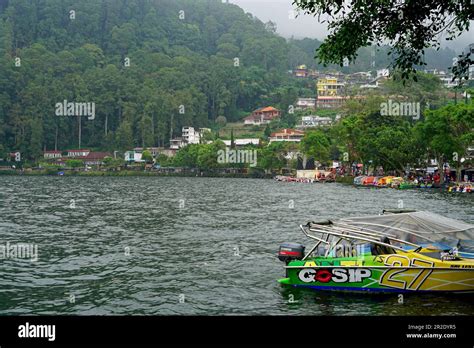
[[316, 77, 345, 96], [316, 77, 346, 108]]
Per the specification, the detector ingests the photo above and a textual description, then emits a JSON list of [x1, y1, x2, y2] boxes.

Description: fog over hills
[[230, 0, 473, 53]]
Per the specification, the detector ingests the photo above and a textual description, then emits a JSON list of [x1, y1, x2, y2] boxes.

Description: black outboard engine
[[278, 242, 305, 263]]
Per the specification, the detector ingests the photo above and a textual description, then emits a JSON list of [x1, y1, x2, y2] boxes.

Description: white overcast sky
[[230, 0, 473, 53]]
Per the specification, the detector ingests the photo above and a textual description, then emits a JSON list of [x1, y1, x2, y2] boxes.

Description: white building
[[170, 137, 185, 150], [67, 149, 90, 157], [360, 81, 380, 89], [124, 151, 144, 162], [222, 139, 260, 147], [439, 76, 458, 88], [377, 69, 390, 78], [298, 115, 332, 128], [295, 98, 316, 110], [170, 127, 211, 150], [182, 127, 200, 144]]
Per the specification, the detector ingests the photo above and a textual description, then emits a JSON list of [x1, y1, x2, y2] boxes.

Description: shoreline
[[0, 169, 273, 179], [0, 171, 466, 191]]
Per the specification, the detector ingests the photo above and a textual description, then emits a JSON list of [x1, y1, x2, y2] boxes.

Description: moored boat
[[362, 176, 378, 186], [353, 176, 366, 186], [376, 176, 395, 187], [278, 210, 474, 293], [447, 183, 473, 193]]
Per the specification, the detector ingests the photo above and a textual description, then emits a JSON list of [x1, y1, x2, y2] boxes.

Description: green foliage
[[263, 124, 272, 138], [103, 157, 124, 168], [141, 150, 153, 163], [0, 0, 467, 167], [172, 141, 226, 169], [327, 99, 473, 174], [415, 103, 474, 167], [257, 141, 295, 172], [66, 159, 83, 168], [300, 130, 331, 165], [0, 0, 311, 159], [155, 154, 171, 167]]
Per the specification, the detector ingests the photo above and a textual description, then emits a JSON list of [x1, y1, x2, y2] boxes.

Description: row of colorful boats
[[354, 175, 473, 192], [278, 210, 474, 293], [354, 175, 422, 189]]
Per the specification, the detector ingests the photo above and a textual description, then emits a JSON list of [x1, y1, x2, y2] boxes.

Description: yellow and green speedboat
[[278, 210, 474, 293]]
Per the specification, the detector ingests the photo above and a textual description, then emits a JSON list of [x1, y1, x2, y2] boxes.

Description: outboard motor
[[278, 242, 305, 263]]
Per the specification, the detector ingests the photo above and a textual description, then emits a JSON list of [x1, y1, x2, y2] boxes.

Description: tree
[[172, 144, 200, 168], [139, 115, 154, 147], [66, 159, 84, 168], [264, 124, 272, 138], [415, 103, 474, 183], [300, 130, 331, 166], [197, 141, 225, 170], [216, 116, 227, 127], [142, 150, 153, 163], [103, 157, 125, 169], [115, 121, 134, 150], [294, 0, 474, 81], [230, 129, 235, 149], [258, 142, 289, 173]]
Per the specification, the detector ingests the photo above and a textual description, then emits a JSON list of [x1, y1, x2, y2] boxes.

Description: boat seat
[[370, 237, 397, 256]]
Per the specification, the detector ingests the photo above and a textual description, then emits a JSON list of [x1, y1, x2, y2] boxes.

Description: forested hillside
[[0, 0, 459, 159], [0, 0, 298, 158]]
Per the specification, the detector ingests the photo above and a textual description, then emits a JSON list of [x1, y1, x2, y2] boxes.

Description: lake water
[[0, 176, 473, 315]]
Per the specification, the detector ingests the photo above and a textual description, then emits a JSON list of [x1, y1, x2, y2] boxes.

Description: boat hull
[[280, 253, 474, 293]]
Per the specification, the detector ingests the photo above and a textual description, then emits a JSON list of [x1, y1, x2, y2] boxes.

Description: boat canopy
[[339, 211, 474, 251]]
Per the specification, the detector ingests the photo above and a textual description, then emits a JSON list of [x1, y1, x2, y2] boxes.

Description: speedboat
[[362, 176, 378, 186], [278, 210, 474, 293], [376, 176, 395, 187], [353, 176, 366, 186]]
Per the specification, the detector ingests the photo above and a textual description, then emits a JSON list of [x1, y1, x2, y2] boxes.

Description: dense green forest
[[0, 0, 460, 160]]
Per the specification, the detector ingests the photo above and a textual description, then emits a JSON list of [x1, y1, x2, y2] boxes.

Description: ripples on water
[[0, 176, 472, 315]]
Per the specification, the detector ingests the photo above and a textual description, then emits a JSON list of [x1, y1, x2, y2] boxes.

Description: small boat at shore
[[448, 183, 473, 193], [376, 176, 395, 187], [274, 175, 315, 183], [278, 210, 474, 293], [353, 175, 366, 186]]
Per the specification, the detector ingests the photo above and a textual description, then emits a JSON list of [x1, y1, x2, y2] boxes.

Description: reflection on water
[[0, 176, 472, 315]]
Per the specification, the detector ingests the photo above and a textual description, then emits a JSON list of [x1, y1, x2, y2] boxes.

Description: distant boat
[[57, 171, 65, 176]]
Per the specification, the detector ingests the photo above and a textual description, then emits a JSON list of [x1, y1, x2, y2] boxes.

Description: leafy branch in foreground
[[293, 0, 474, 82]]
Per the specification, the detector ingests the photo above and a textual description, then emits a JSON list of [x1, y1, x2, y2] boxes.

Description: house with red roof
[[269, 129, 305, 143], [82, 152, 112, 166], [244, 106, 281, 125]]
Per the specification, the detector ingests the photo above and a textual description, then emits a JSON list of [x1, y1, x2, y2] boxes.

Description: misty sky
[[230, 0, 473, 53]]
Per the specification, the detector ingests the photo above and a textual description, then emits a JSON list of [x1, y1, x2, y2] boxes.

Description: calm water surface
[[0, 176, 473, 315]]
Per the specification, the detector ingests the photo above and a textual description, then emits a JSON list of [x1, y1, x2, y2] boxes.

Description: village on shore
[[1, 64, 473, 193]]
